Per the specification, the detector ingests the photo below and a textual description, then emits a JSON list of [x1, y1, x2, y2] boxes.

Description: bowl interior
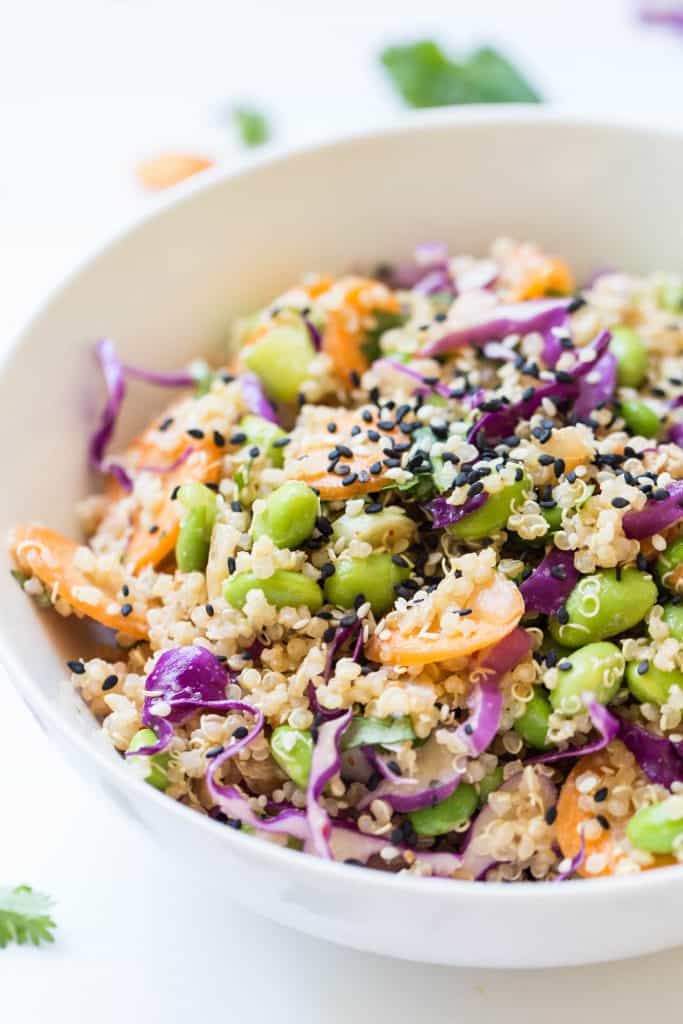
[[2, 109, 683, 799]]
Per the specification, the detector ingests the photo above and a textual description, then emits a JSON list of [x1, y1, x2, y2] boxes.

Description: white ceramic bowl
[[2, 108, 683, 969]]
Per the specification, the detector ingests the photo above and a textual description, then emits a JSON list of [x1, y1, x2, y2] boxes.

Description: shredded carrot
[[285, 408, 397, 500], [501, 244, 574, 302], [10, 525, 148, 638], [321, 278, 400, 384], [135, 153, 214, 191], [366, 573, 524, 666], [556, 745, 674, 877]]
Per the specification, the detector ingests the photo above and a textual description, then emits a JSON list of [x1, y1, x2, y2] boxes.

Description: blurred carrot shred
[[135, 153, 214, 190]]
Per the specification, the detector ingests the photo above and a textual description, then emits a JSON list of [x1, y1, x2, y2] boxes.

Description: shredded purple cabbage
[[90, 339, 132, 489], [425, 492, 489, 529], [130, 646, 239, 756], [618, 717, 683, 788], [466, 329, 611, 448], [669, 422, 683, 445], [420, 298, 573, 358], [363, 629, 530, 812], [572, 350, 617, 421], [122, 364, 195, 388], [520, 547, 580, 616], [303, 316, 322, 351], [622, 480, 683, 540], [240, 372, 279, 424], [374, 358, 453, 400], [529, 699, 619, 766], [639, 5, 683, 32], [306, 711, 353, 858], [137, 445, 195, 475]]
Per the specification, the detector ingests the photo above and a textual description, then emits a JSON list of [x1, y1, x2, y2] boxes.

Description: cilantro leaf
[[232, 106, 271, 148], [380, 40, 541, 108], [362, 309, 408, 363], [0, 886, 56, 949]]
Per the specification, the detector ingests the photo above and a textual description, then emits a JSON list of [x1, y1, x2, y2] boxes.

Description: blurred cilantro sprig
[[0, 886, 56, 949], [232, 106, 271, 148], [380, 40, 541, 108]]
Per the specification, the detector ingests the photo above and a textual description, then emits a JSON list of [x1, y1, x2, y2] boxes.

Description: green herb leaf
[[362, 309, 408, 363], [232, 106, 271, 148], [380, 40, 541, 108], [0, 886, 56, 949]]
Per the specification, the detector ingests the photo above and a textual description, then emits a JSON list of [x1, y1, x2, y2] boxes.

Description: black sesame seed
[[367, 429, 380, 442], [636, 660, 650, 676], [102, 675, 118, 691], [187, 428, 205, 439], [319, 562, 335, 581], [366, 502, 383, 514], [391, 555, 409, 568], [545, 805, 558, 825], [206, 745, 225, 758], [122, 584, 130, 597], [272, 436, 290, 448], [158, 417, 174, 432], [342, 473, 359, 486], [611, 497, 629, 509], [653, 488, 670, 502], [205, 603, 215, 617], [67, 660, 85, 674], [327, 422, 337, 433], [213, 429, 226, 448], [227, 556, 236, 574], [594, 787, 608, 803], [323, 626, 337, 643], [558, 660, 572, 672], [248, 445, 260, 458], [550, 566, 567, 581], [233, 726, 249, 739], [230, 431, 247, 445], [340, 613, 358, 628], [556, 604, 569, 625], [120, 603, 133, 617], [231, 501, 242, 513], [148, 524, 159, 534], [597, 814, 610, 830]]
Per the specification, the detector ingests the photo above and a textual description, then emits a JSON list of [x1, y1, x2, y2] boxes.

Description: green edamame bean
[[239, 415, 288, 467], [175, 482, 218, 572], [127, 728, 170, 791], [656, 537, 683, 595], [550, 568, 657, 648], [270, 726, 313, 789], [244, 323, 315, 405], [223, 570, 323, 611], [658, 281, 683, 314], [251, 482, 318, 549], [323, 552, 409, 617], [626, 659, 683, 706], [514, 687, 552, 750], [449, 472, 530, 540], [663, 603, 683, 641], [332, 507, 416, 549], [549, 641, 625, 716], [609, 327, 648, 388], [341, 715, 415, 750], [627, 796, 683, 854], [620, 400, 660, 439], [408, 783, 478, 837], [477, 765, 504, 806]]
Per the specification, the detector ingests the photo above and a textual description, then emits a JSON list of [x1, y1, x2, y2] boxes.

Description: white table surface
[[2, 1, 683, 1018]]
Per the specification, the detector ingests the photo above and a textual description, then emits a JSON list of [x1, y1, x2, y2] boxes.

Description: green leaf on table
[[380, 40, 541, 108], [232, 106, 271, 148], [0, 886, 56, 949]]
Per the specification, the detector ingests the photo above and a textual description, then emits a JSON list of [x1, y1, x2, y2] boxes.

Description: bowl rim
[[3, 104, 683, 904]]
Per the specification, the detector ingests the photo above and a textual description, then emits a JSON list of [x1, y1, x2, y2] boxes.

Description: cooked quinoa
[[9, 237, 683, 882]]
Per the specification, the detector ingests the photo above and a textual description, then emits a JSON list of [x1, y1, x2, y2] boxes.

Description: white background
[[2, 1, 683, 1019]]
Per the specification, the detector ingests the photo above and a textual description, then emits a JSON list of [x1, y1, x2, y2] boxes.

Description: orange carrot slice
[[366, 572, 524, 666], [95, 407, 223, 573], [10, 525, 148, 638], [556, 745, 674, 877], [321, 278, 400, 384], [125, 446, 221, 573], [135, 153, 214, 190], [502, 244, 575, 302], [285, 407, 396, 500]]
